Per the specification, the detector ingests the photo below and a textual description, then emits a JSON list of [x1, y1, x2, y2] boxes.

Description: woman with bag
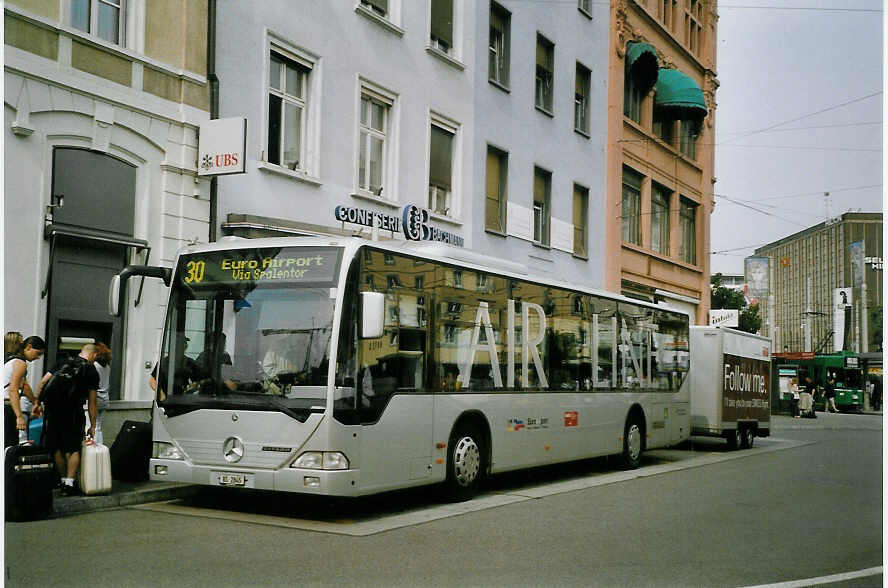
[[3, 335, 46, 447]]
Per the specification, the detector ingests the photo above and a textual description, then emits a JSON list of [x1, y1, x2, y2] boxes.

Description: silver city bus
[[110, 237, 691, 500]]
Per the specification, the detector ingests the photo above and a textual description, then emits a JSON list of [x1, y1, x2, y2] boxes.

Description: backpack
[[40, 357, 84, 409]]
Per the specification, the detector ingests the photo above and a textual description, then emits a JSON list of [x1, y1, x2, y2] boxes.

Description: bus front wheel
[[443, 424, 486, 502]]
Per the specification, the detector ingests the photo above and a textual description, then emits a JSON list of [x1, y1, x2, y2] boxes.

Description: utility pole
[[768, 255, 776, 350], [804, 277, 812, 352]]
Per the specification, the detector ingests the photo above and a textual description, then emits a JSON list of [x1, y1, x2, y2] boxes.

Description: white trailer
[[689, 327, 771, 449]]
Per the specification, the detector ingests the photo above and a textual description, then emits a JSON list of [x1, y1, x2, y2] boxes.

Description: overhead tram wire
[[716, 90, 883, 146]]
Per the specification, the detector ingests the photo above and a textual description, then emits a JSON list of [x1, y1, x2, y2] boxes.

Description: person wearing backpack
[[3, 336, 46, 447], [34, 343, 99, 495]]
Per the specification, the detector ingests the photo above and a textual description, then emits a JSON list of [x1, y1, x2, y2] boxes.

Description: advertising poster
[[849, 241, 864, 287], [722, 353, 770, 423], [744, 257, 769, 302], [833, 287, 852, 352]]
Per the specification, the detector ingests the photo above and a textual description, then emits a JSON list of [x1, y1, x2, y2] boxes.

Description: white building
[[213, 0, 609, 285], [4, 1, 210, 406]]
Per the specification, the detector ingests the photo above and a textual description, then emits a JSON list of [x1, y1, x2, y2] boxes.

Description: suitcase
[[79, 439, 112, 495], [110, 420, 152, 482], [5, 443, 55, 521]]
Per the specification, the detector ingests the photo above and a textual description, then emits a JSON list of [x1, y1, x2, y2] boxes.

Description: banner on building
[[744, 257, 769, 302], [833, 287, 852, 352], [198, 117, 247, 176], [709, 309, 739, 328], [849, 241, 864, 287]]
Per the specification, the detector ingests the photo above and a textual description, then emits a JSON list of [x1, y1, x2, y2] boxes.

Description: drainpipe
[[207, 0, 219, 242]]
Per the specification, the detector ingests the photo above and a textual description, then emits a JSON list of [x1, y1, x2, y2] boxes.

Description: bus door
[[356, 324, 434, 492]]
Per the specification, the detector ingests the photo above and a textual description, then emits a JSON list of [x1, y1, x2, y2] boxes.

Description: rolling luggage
[[79, 439, 112, 495], [110, 420, 152, 482], [5, 442, 55, 521]]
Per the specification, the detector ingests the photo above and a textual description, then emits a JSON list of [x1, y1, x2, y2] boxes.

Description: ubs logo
[[222, 437, 245, 463]]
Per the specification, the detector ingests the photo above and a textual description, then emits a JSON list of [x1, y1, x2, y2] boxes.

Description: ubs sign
[[334, 204, 464, 247]]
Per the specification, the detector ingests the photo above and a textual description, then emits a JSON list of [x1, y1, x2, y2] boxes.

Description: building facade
[[4, 0, 211, 401], [213, 1, 610, 288], [750, 212, 883, 354], [605, 0, 718, 322]]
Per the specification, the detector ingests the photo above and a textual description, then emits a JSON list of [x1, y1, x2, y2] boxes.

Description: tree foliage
[[710, 273, 762, 334]]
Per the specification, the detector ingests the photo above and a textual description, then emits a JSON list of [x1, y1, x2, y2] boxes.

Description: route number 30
[[184, 260, 206, 284]]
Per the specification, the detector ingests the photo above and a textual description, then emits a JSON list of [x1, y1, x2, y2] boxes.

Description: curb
[[51, 482, 201, 518]]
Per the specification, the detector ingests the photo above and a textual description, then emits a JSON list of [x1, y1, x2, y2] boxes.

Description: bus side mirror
[[361, 292, 385, 339], [109, 265, 172, 317], [109, 274, 122, 317]]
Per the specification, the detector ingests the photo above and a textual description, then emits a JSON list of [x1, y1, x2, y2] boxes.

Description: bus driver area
[[135, 433, 808, 536]]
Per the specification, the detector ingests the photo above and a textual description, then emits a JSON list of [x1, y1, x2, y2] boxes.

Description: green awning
[[625, 41, 658, 94], [655, 68, 707, 117]]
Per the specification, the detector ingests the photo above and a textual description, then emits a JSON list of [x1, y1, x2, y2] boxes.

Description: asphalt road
[[4, 413, 882, 587]]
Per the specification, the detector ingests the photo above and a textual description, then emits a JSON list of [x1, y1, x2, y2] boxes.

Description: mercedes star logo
[[222, 436, 245, 463]]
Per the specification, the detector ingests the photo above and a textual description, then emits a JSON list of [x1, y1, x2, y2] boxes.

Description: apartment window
[[680, 119, 698, 159], [358, 87, 393, 196], [71, 0, 125, 45], [573, 184, 589, 258], [653, 109, 675, 145], [360, 0, 387, 17], [659, 0, 677, 32], [489, 2, 510, 87], [485, 146, 508, 233], [623, 62, 643, 123], [429, 118, 456, 216], [574, 63, 591, 135], [679, 197, 697, 265], [651, 183, 671, 255], [268, 50, 311, 171], [686, 0, 703, 55], [578, 0, 592, 15], [621, 167, 642, 245], [430, 0, 454, 54], [535, 35, 554, 113], [533, 167, 551, 246]]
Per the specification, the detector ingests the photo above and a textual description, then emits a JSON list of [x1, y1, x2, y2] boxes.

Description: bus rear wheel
[[621, 417, 643, 469], [443, 424, 486, 502]]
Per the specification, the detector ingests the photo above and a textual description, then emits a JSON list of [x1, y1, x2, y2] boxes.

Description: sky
[[710, 0, 883, 276]]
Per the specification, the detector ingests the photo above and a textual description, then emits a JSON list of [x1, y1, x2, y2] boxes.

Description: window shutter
[[429, 125, 453, 190], [431, 0, 453, 46]]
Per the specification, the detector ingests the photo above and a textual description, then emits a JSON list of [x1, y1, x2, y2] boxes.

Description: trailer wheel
[[741, 426, 755, 449], [726, 429, 741, 450], [442, 424, 486, 502], [621, 416, 644, 469]]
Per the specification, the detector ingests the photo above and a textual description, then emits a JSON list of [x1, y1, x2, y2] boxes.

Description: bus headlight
[[291, 451, 349, 470], [153, 442, 184, 460]]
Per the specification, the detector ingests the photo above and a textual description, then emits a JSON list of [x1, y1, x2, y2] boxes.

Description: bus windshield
[[155, 246, 342, 420]]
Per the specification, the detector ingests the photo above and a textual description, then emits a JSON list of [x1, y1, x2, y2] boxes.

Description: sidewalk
[[50, 479, 200, 518]]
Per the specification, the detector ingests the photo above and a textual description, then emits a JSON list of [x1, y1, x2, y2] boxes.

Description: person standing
[[3, 336, 46, 447], [824, 375, 839, 413], [35, 344, 99, 495], [88, 343, 112, 445], [4, 331, 24, 362], [789, 377, 800, 418]]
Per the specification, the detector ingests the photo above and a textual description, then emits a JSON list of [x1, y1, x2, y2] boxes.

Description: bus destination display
[[179, 247, 341, 287]]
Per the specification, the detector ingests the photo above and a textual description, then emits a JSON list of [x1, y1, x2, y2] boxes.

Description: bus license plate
[[215, 473, 247, 487]]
